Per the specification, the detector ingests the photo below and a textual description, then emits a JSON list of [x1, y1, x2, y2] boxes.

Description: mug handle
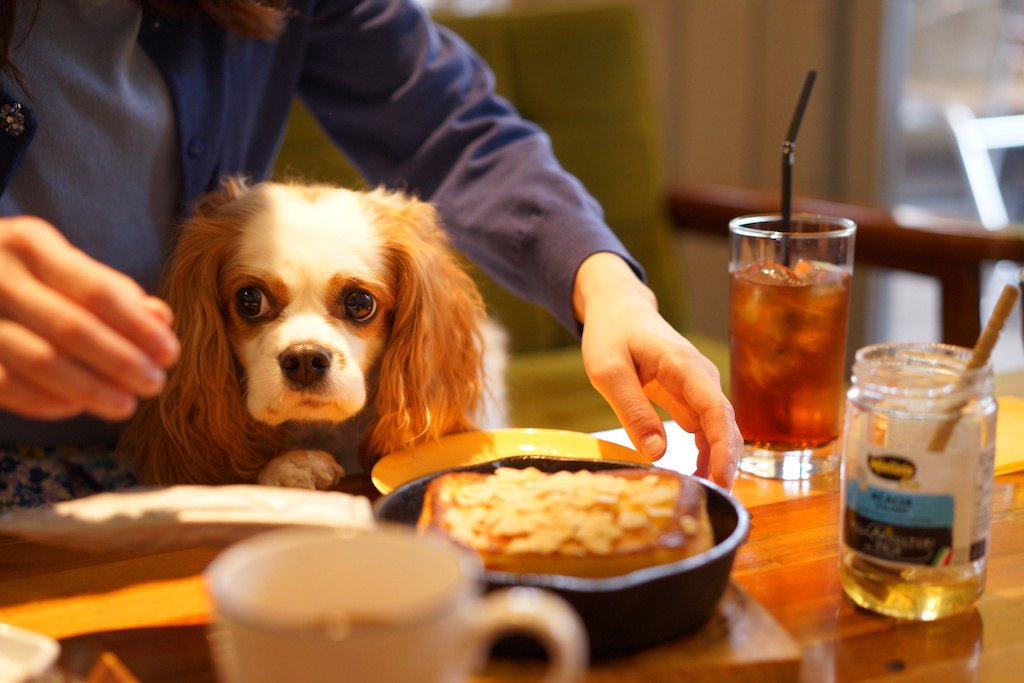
[[460, 586, 587, 683]]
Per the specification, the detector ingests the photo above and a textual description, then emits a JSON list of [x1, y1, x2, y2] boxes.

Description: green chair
[[273, 3, 729, 433]]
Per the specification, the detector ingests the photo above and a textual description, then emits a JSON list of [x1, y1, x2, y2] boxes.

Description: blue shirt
[[0, 0, 639, 447]]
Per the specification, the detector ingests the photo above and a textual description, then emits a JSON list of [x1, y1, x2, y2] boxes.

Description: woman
[[0, 0, 739, 509]]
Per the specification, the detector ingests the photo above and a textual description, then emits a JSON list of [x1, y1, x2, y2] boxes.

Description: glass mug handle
[[456, 586, 587, 683]]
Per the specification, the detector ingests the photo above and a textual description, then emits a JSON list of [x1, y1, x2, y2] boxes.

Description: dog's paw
[[257, 450, 345, 490]]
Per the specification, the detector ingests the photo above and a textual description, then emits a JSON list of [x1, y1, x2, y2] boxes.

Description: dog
[[118, 178, 505, 488]]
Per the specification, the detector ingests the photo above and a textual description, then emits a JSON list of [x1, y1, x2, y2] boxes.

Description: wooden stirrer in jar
[[928, 284, 1020, 452]]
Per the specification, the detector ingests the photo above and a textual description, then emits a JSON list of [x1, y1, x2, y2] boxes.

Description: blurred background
[[414, 0, 1024, 377]]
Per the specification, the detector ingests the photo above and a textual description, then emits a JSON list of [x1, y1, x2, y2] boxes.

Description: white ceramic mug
[[204, 525, 587, 683]]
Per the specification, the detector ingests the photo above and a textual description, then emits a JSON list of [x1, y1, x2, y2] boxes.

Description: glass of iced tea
[[729, 214, 856, 479]]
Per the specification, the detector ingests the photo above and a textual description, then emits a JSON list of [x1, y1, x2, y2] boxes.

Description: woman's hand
[[573, 252, 741, 488], [0, 216, 179, 421]]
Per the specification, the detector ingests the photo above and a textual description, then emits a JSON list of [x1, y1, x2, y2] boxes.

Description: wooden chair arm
[[667, 181, 1024, 347]]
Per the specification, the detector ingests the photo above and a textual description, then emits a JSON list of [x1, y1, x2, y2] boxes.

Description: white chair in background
[[901, 0, 1024, 229]]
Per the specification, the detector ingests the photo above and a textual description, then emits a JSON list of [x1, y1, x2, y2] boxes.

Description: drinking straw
[[780, 70, 817, 233], [927, 283, 1021, 452]]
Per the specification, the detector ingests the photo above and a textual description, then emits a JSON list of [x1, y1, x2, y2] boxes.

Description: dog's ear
[[118, 179, 281, 484], [359, 190, 487, 465]]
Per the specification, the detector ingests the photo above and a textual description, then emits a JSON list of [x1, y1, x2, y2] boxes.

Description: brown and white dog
[[118, 178, 505, 488]]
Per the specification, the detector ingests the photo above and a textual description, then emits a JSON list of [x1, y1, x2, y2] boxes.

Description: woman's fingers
[[0, 216, 178, 420], [582, 320, 741, 488], [641, 352, 740, 487], [0, 320, 140, 421], [4, 217, 179, 370], [0, 270, 168, 398]]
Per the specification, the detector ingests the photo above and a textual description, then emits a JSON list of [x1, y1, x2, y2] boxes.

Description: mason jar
[[839, 342, 997, 620]]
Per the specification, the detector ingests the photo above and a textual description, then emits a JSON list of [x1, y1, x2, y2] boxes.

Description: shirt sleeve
[[294, 0, 644, 334]]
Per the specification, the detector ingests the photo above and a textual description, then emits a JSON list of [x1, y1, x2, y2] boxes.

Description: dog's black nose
[[279, 344, 332, 387]]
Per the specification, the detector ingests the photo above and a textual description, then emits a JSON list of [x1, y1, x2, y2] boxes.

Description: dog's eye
[[236, 287, 269, 320], [344, 290, 377, 321]]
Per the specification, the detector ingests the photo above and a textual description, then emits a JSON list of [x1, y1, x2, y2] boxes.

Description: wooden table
[[2, 471, 1023, 682]]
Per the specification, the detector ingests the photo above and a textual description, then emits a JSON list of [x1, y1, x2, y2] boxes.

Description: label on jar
[[842, 410, 994, 568]]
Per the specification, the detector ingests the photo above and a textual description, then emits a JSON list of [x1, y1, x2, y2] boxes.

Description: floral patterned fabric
[[0, 446, 137, 513]]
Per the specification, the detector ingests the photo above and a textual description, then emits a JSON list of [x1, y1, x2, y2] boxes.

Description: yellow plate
[[370, 428, 645, 494]]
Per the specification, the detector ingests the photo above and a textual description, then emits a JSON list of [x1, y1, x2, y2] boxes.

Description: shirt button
[[188, 139, 205, 158]]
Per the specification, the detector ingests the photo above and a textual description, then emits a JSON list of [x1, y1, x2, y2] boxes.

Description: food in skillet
[[417, 466, 714, 578]]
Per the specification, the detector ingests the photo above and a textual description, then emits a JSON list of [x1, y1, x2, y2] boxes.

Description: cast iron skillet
[[373, 456, 750, 658]]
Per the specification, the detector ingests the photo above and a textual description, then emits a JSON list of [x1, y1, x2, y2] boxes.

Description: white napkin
[[0, 485, 375, 552]]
